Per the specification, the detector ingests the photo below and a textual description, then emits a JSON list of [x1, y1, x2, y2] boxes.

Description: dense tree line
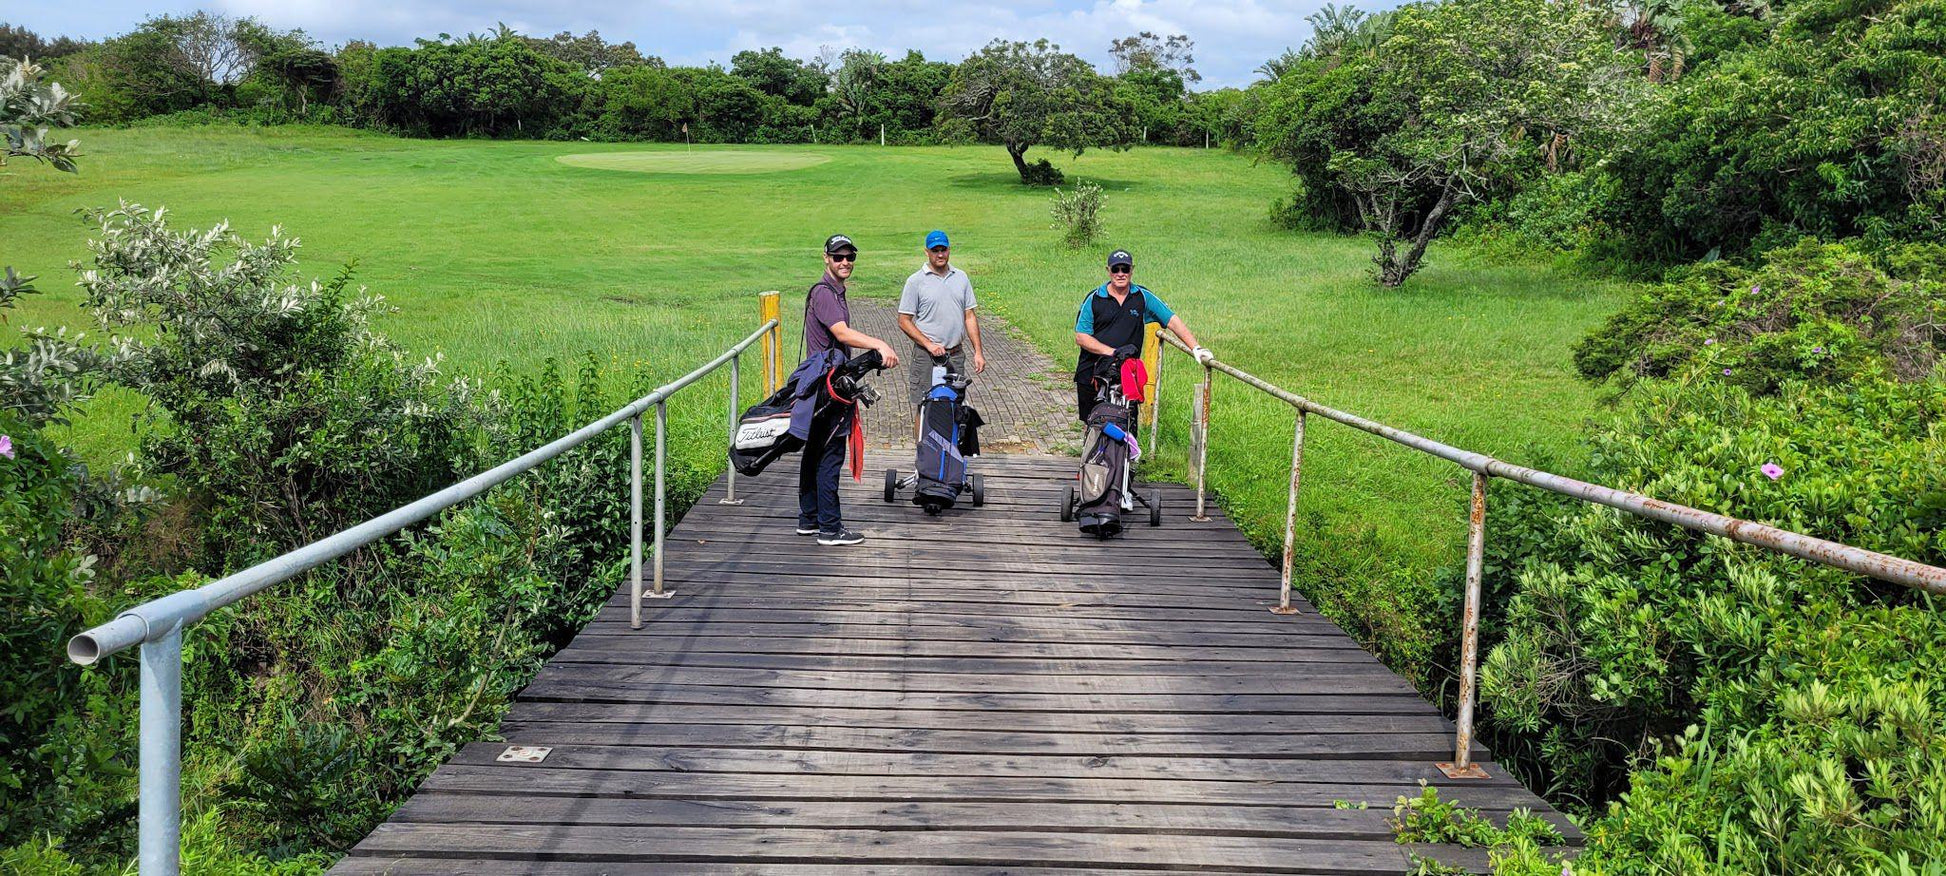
[[4, 16, 1247, 183], [1247, 0, 1944, 282]]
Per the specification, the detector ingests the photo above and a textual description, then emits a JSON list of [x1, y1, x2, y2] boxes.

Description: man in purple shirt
[[798, 234, 900, 546]]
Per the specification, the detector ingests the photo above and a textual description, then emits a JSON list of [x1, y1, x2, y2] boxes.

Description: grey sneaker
[[817, 528, 865, 546]]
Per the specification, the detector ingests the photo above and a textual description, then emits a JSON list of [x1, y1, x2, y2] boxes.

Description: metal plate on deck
[[497, 746, 551, 763]]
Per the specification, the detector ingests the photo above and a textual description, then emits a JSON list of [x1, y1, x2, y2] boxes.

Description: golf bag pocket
[[729, 386, 802, 476], [1079, 462, 1112, 504]]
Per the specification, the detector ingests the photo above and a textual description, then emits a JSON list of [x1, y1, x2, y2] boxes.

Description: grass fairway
[[2, 126, 1633, 641]]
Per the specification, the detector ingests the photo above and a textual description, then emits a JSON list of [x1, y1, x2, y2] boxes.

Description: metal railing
[[66, 307, 785, 876], [1150, 330, 1946, 780]]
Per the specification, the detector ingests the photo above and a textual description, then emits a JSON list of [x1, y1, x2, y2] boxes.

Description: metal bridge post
[[630, 414, 643, 629], [650, 400, 673, 599], [721, 353, 743, 506], [1440, 471, 1491, 779], [138, 622, 183, 876], [1272, 411, 1304, 615], [1191, 367, 1212, 522]]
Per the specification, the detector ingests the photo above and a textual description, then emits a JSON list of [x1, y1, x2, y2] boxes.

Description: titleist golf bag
[[731, 349, 882, 476]]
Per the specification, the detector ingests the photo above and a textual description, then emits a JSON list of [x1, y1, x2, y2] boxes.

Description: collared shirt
[[898, 262, 977, 350], [803, 271, 851, 357], [1073, 283, 1174, 377]]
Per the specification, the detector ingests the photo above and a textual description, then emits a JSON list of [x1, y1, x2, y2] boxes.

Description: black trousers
[[797, 407, 851, 533]]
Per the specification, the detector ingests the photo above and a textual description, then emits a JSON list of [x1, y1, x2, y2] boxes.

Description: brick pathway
[[846, 298, 1082, 454]]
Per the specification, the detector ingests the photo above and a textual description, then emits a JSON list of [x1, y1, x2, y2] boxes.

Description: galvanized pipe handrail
[[1155, 328, 1946, 780], [68, 313, 780, 876], [1157, 330, 1946, 596], [69, 318, 780, 664]]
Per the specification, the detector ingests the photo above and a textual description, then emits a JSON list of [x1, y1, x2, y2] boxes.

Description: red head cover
[[1120, 358, 1149, 403]]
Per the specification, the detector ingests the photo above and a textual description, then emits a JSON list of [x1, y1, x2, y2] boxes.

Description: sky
[[5, 0, 1394, 89]]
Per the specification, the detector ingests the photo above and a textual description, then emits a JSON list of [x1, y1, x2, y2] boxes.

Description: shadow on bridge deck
[[332, 452, 1576, 875]]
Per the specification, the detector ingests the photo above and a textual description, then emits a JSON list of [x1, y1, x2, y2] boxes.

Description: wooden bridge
[[332, 452, 1575, 874]]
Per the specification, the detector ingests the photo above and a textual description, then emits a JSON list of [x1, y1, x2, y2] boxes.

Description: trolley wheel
[[970, 474, 986, 507], [1061, 485, 1076, 522], [883, 468, 899, 502], [1148, 489, 1163, 527]]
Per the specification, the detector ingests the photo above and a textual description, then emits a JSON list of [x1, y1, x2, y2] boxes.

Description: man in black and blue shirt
[[1072, 249, 1213, 422]]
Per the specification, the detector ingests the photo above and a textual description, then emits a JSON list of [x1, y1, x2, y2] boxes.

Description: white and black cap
[[824, 234, 857, 254]]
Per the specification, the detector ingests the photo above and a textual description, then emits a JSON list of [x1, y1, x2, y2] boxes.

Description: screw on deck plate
[[497, 746, 551, 763], [1436, 761, 1490, 779]]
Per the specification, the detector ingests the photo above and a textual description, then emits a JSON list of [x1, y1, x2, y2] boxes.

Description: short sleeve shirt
[[804, 272, 851, 357], [898, 264, 977, 350]]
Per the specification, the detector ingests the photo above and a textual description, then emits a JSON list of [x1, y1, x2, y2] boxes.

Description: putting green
[[556, 150, 831, 174]]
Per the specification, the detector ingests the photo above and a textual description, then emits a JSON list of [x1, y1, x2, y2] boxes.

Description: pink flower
[[1761, 462, 1784, 480], [0, 434, 12, 460], [1704, 338, 1716, 346], [1812, 346, 1825, 353], [1723, 368, 1733, 375], [1751, 284, 1761, 294]]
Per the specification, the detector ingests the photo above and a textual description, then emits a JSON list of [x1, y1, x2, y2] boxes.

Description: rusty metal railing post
[[1440, 471, 1491, 779], [1191, 368, 1212, 522], [1272, 410, 1305, 616]]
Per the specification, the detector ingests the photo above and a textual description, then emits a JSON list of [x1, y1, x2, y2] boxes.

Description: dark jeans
[[798, 407, 852, 534]]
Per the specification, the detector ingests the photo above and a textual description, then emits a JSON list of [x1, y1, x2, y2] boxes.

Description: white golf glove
[[1192, 346, 1215, 365]]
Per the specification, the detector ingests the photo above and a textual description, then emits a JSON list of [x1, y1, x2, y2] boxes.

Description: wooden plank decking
[[334, 453, 1574, 874]]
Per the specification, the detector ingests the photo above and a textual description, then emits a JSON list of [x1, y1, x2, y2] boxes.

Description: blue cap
[[925, 230, 949, 250]]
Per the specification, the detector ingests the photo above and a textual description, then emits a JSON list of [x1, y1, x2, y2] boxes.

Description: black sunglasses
[[829, 252, 857, 262], [1109, 265, 1132, 274]]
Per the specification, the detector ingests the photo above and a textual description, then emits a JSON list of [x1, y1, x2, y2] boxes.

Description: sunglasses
[[1109, 265, 1132, 274], [829, 252, 857, 262]]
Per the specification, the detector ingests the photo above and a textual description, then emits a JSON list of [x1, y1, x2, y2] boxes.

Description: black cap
[[1107, 249, 1133, 269], [824, 234, 857, 254]]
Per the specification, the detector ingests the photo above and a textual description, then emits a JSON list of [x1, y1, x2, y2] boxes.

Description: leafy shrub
[[1049, 181, 1105, 248], [1572, 240, 1946, 394], [1596, 0, 1946, 264], [74, 202, 480, 566], [1019, 157, 1064, 186]]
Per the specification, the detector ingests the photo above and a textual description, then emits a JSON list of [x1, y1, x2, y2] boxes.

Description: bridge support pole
[[1271, 411, 1304, 615], [1440, 471, 1491, 779], [722, 353, 744, 506], [138, 622, 183, 876], [650, 401, 673, 599], [630, 414, 643, 628]]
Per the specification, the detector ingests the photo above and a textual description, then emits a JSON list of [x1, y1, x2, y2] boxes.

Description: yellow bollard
[[759, 291, 781, 394], [1141, 323, 1162, 433]]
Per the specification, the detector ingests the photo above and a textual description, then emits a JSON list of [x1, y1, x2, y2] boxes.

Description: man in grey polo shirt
[[897, 230, 985, 439]]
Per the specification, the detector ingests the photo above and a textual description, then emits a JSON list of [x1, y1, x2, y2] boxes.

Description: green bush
[[1019, 157, 1065, 186], [1049, 181, 1105, 248], [1572, 240, 1946, 395]]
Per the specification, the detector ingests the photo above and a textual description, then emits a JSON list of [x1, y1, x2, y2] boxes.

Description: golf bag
[[1074, 400, 1135, 537], [914, 380, 979, 512], [730, 349, 883, 477]]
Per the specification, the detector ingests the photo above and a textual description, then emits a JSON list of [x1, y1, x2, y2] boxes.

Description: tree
[[0, 24, 89, 61], [1108, 31, 1199, 83], [730, 47, 823, 105], [938, 39, 1134, 185], [526, 30, 658, 78], [1258, 0, 1637, 285], [2, 57, 80, 172], [828, 48, 885, 137]]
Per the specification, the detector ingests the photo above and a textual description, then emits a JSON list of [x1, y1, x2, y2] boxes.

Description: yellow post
[[1141, 323, 1162, 432], [759, 291, 781, 394]]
